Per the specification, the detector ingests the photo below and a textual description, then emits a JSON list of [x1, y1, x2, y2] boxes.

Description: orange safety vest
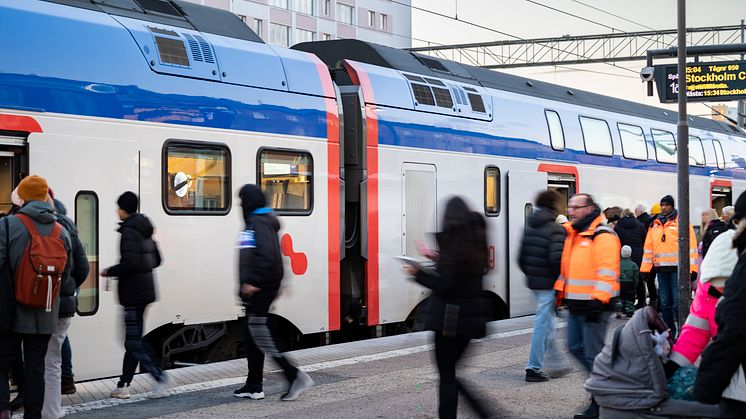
[[640, 213, 698, 274], [554, 214, 621, 304]]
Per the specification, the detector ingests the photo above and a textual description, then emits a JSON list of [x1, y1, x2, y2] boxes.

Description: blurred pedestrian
[[614, 209, 647, 309], [41, 197, 89, 418], [640, 195, 698, 337], [233, 185, 313, 402], [722, 205, 735, 227], [619, 245, 639, 318], [634, 204, 651, 228], [604, 206, 622, 227], [695, 192, 746, 417], [0, 175, 73, 419], [554, 193, 620, 419], [102, 192, 168, 399], [405, 196, 492, 419], [700, 208, 725, 258], [519, 190, 568, 382]]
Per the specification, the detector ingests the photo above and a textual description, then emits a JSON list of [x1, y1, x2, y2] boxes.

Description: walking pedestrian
[[619, 245, 639, 318], [614, 209, 647, 308], [233, 184, 313, 402], [518, 190, 568, 382], [405, 196, 492, 419], [695, 192, 746, 417], [0, 175, 73, 419], [634, 204, 651, 228], [41, 197, 89, 418], [700, 208, 725, 258], [102, 191, 169, 399], [640, 195, 698, 337], [553, 193, 620, 419]]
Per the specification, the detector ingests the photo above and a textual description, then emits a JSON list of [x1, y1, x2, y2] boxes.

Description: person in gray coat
[[0, 175, 72, 419]]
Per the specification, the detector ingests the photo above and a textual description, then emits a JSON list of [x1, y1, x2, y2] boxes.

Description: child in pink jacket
[[668, 228, 737, 369]]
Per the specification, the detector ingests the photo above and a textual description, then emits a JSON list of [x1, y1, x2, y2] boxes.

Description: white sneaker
[[149, 373, 171, 399], [110, 385, 130, 399], [281, 371, 314, 401]]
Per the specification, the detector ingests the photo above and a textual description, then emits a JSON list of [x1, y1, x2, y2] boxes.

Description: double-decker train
[[2, 0, 745, 380]]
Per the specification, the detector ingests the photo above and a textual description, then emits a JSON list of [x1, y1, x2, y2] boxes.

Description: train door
[[548, 173, 576, 218], [711, 180, 732, 214], [506, 170, 547, 316], [0, 134, 27, 214]]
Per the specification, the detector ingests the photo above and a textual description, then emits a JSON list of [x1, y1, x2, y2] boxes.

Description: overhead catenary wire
[[566, 0, 656, 31]]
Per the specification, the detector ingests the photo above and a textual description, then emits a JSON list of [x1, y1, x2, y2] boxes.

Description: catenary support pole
[[677, 0, 691, 333]]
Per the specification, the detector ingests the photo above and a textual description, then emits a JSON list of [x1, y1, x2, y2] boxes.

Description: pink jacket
[[669, 280, 719, 366]]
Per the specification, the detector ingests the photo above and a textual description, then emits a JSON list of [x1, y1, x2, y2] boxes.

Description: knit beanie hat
[[117, 191, 138, 214], [17, 175, 49, 202], [621, 245, 632, 258], [660, 195, 675, 207], [650, 203, 662, 216]]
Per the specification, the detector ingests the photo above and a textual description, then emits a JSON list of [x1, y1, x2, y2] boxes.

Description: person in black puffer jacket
[[519, 190, 567, 382], [102, 192, 168, 399], [614, 209, 653, 309], [405, 196, 493, 419], [695, 191, 746, 417], [702, 217, 729, 259], [233, 184, 313, 402]]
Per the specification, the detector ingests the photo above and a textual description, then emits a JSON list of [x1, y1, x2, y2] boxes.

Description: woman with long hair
[[405, 196, 492, 418]]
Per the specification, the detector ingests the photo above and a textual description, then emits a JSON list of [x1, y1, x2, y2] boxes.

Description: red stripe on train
[[0, 114, 42, 133]]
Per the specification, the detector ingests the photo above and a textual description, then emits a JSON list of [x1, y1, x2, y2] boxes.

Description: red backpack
[[14, 214, 68, 312]]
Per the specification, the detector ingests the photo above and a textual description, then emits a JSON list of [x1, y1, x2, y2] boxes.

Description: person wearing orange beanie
[[16, 175, 49, 203]]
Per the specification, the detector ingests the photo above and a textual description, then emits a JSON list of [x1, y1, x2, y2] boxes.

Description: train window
[[689, 136, 706, 166], [411, 83, 435, 106], [75, 191, 99, 316], [163, 141, 231, 214], [468, 94, 486, 113], [258, 149, 313, 215], [714, 140, 726, 169], [431, 87, 454, 108], [579, 116, 613, 156], [618, 123, 647, 160], [651, 129, 677, 164], [484, 166, 500, 216], [544, 110, 565, 151]]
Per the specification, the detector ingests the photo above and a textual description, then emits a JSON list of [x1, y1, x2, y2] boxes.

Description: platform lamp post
[[676, 0, 692, 334]]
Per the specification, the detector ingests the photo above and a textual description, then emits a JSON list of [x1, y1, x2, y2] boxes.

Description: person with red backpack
[[0, 175, 73, 419]]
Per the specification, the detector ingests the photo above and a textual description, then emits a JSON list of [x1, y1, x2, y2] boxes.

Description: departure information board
[[655, 60, 746, 103]]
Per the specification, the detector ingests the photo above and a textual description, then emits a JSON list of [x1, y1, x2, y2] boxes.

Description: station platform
[[34, 314, 620, 418]]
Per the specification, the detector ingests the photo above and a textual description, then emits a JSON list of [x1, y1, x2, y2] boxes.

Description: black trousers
[[434, 333, 490, 419], [0, 333, 50, 419], [636, 271, 658, 308], [119, 306, 163, 385], [243, 291, 298, 388]]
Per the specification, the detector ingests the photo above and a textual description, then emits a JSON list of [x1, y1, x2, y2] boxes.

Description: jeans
[[0, 333, 51, 419], [42, 317, 72, 419], [567, 311, 610, 373], [434, 333, 489, 419], [657, 271, 679, 336], [119, 306, 163, 386], [61, 335, 72, 378], [527, 290, 564, 372]]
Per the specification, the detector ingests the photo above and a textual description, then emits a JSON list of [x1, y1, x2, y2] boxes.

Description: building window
[[270, 23, 291, 47], [269, 0, 289, 9], [295, 0, 314, 15], [484, 166, 500, 216], [368, 10, 375, 27], [380, 13, 388, 30], [323, 0, 330, 15], [253, 18, 263, 37], [295, 28, 315, 43], [237, 14, 247, 23], [651, 129, 677, 164], [689, 136, 705, 166], [75, 191, 99, 316], [337, 3, 354, 25], [322, 33, 332, 40], [258, 149, 313, 215], [579, 116, 613, 156], [618, 123, 647, 160], [544, 110, 565, 151], [163, 141, 231, 214]]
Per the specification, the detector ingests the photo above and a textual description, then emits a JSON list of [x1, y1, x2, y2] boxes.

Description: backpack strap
[[16, 214, 63, 239], [593, 225, 617, 239]]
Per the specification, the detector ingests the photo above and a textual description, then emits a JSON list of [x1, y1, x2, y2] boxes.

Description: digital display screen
[[655, 60, 746, 103]]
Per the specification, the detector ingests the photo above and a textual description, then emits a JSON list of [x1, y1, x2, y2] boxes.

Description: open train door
[[710, 180, 732, 215], [506, 170, 547, 317]]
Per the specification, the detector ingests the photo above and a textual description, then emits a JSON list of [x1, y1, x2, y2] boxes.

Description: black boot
[[9, 394, 23, 412], [573, 398, 599, 419], [61, 374, 77, 394]]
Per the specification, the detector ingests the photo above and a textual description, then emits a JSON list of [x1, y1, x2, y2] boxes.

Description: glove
[[585, 299, 605, 323], [690, 271, 698, 284]]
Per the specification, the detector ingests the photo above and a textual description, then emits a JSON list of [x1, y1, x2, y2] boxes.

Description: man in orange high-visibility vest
[[554, 193, 621, 419], [640, 195, 698, 338]]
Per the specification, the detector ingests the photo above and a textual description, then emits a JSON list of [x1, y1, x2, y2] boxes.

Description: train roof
[[42, 0, 263, 43], [294, 39, 746, 138]]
